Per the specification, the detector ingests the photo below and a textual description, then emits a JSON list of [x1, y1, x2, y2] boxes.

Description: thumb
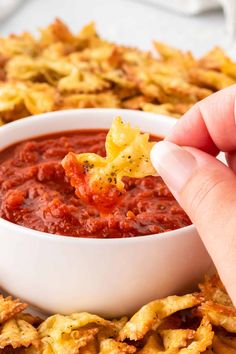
[[151, 141, 236, 304]]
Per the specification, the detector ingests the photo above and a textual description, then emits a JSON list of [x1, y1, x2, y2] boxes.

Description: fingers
[[167, 84, 236, 155], [151, 141, 236, 305]]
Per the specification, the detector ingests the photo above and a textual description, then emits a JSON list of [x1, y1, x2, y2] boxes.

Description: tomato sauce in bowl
[[0, 130, 191, 238]]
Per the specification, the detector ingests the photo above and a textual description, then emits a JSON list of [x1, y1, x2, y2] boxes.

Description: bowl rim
[[0, 108, 196, 244]]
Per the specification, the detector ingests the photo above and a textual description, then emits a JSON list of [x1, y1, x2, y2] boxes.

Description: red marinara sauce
[[0, 130, 191, 238]]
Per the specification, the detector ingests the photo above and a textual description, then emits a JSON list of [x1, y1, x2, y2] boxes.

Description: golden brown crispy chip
[[6, 56, 43, 81], [101, 70, 136, 89], [112, 317, 129, 336], [59, 92, 120, 109], [189, 68, 235, 91], [141, 103, 181, 118], [214, 333, 236, 351], [160, 329, 195, 350], [122, 96, 152, 110], [119, 294, 200, 341], [138, 334, 163, 353], [79, 339, 98, 354], [0, 296, 27, 325], [139, 319, 213, 353], [159, 318, 213, 353], [199, 46, 236, 80], [16, 314, 43, 328], [157, 315, 182, 332], [38, 312, 114, 353], [199, 274, 233, 307], [0, 33, 36, 58], [151, 74, 212, 103], [58, 69, 110, 93], [99, 338, 136, 354], [153, 41, 196, 69], [179, 317, 213, 354], [212, 335, 236, 354], [62, 117, 156, 211], [39, 18, 78, 50], [200, 301, 236, 333], [0, 81, 56, 116], [0, 318, 39, 349]]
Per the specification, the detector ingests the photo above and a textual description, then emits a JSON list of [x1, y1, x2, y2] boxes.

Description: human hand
[[150, 85, 236, 304]]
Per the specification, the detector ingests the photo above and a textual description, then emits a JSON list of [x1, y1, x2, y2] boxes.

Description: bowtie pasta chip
[[199, 274, 233, 307], [0, 81, 56, 116], [0, 318, 39, 349], [131, 318, 213, 354], [199, 301, 236, 333], [99, 338, 136, 353], [159, 329, 195, 350], [62, 117, 156, 211], [38, 312, 114, 353], [0, 295, 27, 324], [119, 294, 200, 341]]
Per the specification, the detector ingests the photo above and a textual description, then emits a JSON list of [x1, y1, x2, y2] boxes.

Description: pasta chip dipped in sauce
[[61, 117, 156, 212]]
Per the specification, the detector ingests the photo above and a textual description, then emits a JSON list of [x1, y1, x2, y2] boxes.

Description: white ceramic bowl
[[0, 109, 213, 317]]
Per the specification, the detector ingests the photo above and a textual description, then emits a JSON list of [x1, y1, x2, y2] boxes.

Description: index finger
[[167, 85, 236, 155]]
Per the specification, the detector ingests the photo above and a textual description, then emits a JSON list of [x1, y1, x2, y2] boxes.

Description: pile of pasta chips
[[0, 19, 236, 125], [0, 274, 235, 353]]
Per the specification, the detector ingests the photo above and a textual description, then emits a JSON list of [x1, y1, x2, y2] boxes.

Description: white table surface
[[0, 0, 235, 58]]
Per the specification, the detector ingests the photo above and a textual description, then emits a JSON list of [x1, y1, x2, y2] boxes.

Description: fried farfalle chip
[[200, 301, 236, 333], [212, 335, 236, 354], [38, 312, 114, 353], [0, 81, 56, 116], [159, 329, 195, 350], [151, 74, 212, 103], [153, 41, 196, 69], [189, 68, 235, 91], [62, 117, 156, 211], [199, 274, 233, 307], [0, 295, 27, 325], [138, 333, 163, 353], [217, 333, 236, 350], [141, 102, 181, 118], [158, 318, 213, 353], [0, 33, 36, 58], [16, 314, 43, 327], [79, 339, 98, 354], [99, 338, 136, 354], [199, 46, 236, 80], [59, 92, 120, 109], [39, 18, 76, 47], [119, 294, 200, 341], [122, 95, 152, 110], [179, 317, 213, 354], [0, 318, 39, 349], [137, 318, 213, 353], [58, 69, 110, 93]]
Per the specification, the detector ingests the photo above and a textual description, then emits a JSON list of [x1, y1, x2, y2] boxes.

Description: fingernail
[[150, 141, 197, 193]]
